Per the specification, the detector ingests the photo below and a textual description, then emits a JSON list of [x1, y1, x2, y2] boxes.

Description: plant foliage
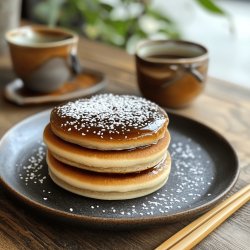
[[34, 0, 228, 52]]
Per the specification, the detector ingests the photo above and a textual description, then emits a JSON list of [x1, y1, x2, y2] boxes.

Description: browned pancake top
[[50, 94, 168, 142]]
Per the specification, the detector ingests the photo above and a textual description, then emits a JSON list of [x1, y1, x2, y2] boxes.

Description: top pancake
[[50, 94, 169, 150]]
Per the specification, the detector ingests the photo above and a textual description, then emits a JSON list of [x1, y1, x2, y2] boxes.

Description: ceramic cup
[[135, 40, 208, 108], [5, 25, 80, 93]]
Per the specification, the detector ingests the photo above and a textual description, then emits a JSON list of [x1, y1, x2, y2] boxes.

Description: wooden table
[[0, 37, 249, 250]]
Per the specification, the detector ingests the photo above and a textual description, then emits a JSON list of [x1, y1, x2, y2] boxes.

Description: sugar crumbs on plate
[[17, 132, 215, 218], [17, 142, 52, 201]]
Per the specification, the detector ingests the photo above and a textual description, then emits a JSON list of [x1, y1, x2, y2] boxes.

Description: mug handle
[[184, 65, 204, 82], [160, 65, 184, 88], [161, 64, 204, 88], [70, 44, 82, 75]]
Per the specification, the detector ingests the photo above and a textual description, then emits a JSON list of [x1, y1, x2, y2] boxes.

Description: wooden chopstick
[[156, 184, 250, 250]]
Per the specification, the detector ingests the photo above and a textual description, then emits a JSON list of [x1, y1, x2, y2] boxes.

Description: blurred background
[[1, 0, 250, 88]]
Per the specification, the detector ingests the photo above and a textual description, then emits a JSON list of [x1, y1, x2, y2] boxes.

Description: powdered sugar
[[17, 130, 215, 218], [52, 94, 167, 139]]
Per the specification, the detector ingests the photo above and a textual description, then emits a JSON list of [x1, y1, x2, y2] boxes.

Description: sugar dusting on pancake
[[51, 94, 168, 140]]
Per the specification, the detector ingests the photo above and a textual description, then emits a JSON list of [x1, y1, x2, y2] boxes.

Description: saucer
[[4, 69, 106, 105]]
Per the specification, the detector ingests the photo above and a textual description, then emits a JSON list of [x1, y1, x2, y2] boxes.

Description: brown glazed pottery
[[135, 40, 209, 108], [5, 25, 79, 93]]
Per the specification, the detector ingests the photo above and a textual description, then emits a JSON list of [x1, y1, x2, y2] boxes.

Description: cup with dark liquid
[[135, 40, 208, 108], [5, 25, 80, 93]]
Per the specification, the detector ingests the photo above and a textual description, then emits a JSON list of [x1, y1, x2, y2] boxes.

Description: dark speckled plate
[[0, 110, 239, 229]]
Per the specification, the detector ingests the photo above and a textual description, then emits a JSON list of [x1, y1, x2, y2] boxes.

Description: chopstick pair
[[156, 184, 250, 250]]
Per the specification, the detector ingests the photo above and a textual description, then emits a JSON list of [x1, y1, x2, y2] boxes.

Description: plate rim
[[0, 109, 239, 227]]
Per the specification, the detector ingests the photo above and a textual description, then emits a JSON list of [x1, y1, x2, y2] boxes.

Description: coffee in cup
[[135, 40, 208, 108]]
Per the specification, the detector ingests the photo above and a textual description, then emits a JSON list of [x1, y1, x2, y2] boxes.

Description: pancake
[[47, 151, 171, 200], [44, 124, 171, 173], [50, 94, 168, 150]]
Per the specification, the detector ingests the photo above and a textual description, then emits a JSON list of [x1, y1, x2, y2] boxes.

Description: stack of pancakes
[[43, 94, 171, 200]]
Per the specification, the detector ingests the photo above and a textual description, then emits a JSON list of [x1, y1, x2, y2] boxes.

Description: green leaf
[[104, 20, 130, 37], [146, 6, 173, 24], [195, 0, 226, 15], [99, 3, 113, 12], [159, 28, 181, 39], [195, 0, 235, 33], [85, 19, 126, 47]]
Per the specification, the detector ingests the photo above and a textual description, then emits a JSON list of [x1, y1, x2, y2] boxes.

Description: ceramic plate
[[0, 110, 239, 229]]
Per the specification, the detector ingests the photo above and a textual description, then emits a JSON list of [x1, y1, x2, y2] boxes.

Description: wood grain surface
[[0, 37, 249, 250]]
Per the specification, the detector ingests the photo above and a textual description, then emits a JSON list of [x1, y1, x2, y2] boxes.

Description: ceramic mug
[[135, 40, 209, 108], [5, 25, 81, 93]]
